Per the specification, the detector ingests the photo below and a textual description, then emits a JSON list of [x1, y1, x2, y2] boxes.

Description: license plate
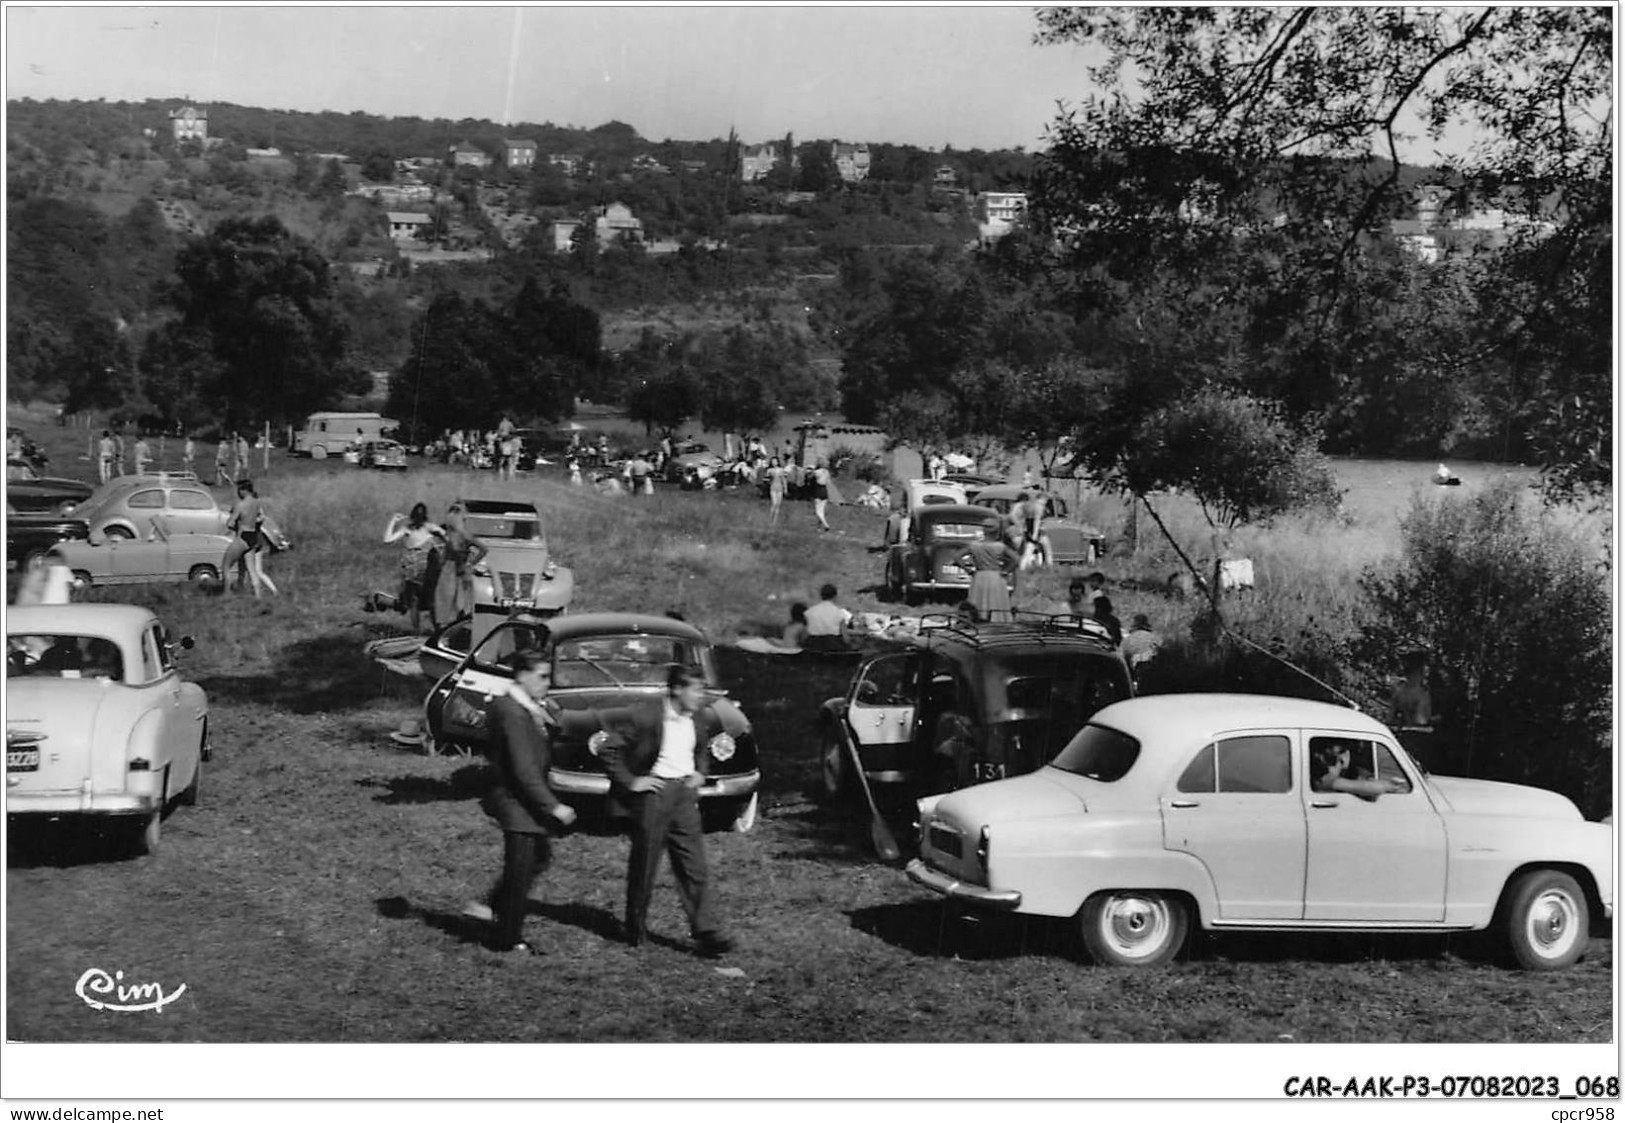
[[499, 598, 534, 609], [7, 749, 40, 772]]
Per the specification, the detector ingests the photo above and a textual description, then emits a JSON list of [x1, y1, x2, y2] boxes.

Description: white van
[[292, 412, 399, 459]]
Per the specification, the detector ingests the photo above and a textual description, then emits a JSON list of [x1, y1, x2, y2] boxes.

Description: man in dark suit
[[477, 648, 578, 955], [599, 665, 736, 957]]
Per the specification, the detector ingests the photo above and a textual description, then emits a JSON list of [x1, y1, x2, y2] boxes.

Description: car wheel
[[818, 726, 848, 802], [71, 569, 93, 590], [729, 791, 760, 833], [188, 564, 221, 587], [1501, 869, 1589, 971], [103, 525, 135, 541], [311, 445, 328, 460], [1078, 890, 1189, 967]]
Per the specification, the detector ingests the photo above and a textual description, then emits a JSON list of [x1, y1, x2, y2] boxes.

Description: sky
[[4, 4, 1113, 151]]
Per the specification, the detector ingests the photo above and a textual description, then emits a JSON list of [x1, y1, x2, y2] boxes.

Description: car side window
[[854, 653, 914, 707], [128, 489, 164, 509], [1178, 736, 1292, 793], [1310, 736, 1414, 795], [1370, 743, 1413, 793], [170, 489, 214, 510]]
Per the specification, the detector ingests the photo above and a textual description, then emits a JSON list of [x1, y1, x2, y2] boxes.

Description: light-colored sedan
[[48, 522, 233, 588], [7, 604, 209, 855], [908, 694, 1613, 971]]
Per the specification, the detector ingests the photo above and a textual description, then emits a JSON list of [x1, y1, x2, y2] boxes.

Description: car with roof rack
[[72, 473, 228, 542], [818, 612, 1133, 804], [906, 693, 1614, 971]]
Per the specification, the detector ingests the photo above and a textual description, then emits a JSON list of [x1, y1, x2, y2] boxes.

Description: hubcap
[[1528, 890, 1579, 957], [1104, 895, 1168, 957]]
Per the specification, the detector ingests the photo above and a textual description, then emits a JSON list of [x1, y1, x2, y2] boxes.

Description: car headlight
[[60, 503, 76, 515], [472, 562, 490, 577], [587, 730, 610, 758], [542, 561, 558, 579], [708, 732, 735, 762]]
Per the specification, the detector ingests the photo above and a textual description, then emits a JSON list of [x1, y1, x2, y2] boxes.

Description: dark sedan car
[[7, 513, 91, 570], [6, 459, 93, 515], [883, 503, 1004, 605], [421, 613, 761, 832]]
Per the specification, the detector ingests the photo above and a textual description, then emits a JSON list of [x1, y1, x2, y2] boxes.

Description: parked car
[[819, 614, 1132, 801], [462, 496, 573, 641], [883, 479, 969, 547], [884, 503, 1003, 605], [422, 613, 761, 831], [6, 603, 209, 855], [47, 522, 234, 589], [907, 693, 1614, 971], [72, 475, 230, 541], [974, 485, 1106, 564], [7, 513, 91, 571], [663, 440, 722, 482], [939, 473, 1000, 503], [358, 439, 408, 471], [6, 458, 94, 515]]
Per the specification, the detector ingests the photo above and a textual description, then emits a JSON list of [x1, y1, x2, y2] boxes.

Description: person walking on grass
[[384, 503, 445, 634], [224, 479, 278, 597], [810, 461, 832, 532], [765, 457, 789, 523], [114, 431, 127, 476], [214, 436, 232, 486], [133, 435, 153, 476], [183, 435, 196, 477], [466, 648, 579, 956]]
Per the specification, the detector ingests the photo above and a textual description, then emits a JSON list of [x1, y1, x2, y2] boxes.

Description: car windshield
[[552, 634, 704, 688], [1050, 723, 1140, 782], [8, 633, 124, 681], [465, 515, 541, 540], [8, 462, 37, 481]]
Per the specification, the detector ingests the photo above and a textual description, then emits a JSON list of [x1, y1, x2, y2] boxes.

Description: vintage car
[[47, 521, 234, 588], [358, 439, 409, 470], [458, 497, 573, 645], [975, 485, 1106, 564], [884, 503, 1004, 605], [907, 694, 1614, 971], [882, 479, 969, 547], [6, 458, 94, 515], [422, 613, 761, 832], [938, 472, 1000, 503], [6, 603, 209, 855], [73, 474, 230, 541], [819, 613, 1132, 802], [8, 513, 91, 571]]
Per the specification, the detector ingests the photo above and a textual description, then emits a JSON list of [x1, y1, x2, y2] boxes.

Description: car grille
[[496, 571, 537, 600], [928, 823, 963, 859]]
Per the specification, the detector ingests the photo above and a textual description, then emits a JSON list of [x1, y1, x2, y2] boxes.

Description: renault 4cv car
[[422, 613, 761, 832], [7, 604, 208, 856], [884, 503, 1004, 606], [907, 694, 1613, 971], [974, 485, 1106, 564], [48, 521, 234, 588], [818, 614, 1132, 801]]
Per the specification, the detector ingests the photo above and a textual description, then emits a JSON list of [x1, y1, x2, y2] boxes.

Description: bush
[[1354, 480, 1611, 816]]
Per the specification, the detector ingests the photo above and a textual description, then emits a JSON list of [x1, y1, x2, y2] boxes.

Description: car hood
[[483, 542, 551, 568], [1427, 775, 1584, 821], [933, 768, 1089, 825]]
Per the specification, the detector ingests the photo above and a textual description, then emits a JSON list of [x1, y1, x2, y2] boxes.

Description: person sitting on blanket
[[736, 603, 809, 655], [802, 583, 852, 652]]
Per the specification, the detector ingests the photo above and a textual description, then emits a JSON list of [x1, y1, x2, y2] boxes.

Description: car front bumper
[[905, 858, 1023, 909], [549, 768, 761, 801]]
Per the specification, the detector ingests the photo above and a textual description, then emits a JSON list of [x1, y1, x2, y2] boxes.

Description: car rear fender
[[992, 817, 1220, 920], [120, 709, 169, 802]]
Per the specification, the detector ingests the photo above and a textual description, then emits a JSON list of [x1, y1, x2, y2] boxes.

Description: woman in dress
[[963, 524, 1020, 622], [384, 503, 445, 633]]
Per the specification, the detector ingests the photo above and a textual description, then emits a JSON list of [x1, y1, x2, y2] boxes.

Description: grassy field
[[4, 429, 1613, 1045]]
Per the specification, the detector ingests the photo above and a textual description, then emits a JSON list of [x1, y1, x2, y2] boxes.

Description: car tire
[[189, 564, 221, 587], [818, 726, 848, 803], [103, 525, 135, 541], [72, 569, 93, 590], [1078, 890, 1189, 967], [311, 445, 328, 460], [1501, 869, 1589, 971]]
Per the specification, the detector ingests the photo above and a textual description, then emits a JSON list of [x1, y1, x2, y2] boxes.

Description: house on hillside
[[386, 212, 433, 244], [505, 139, 538, 167], [594, 202, 644, 243], [740, 143, 781, 182], [449, 141, 490, 168], [933, 164, 959, 188], [549, 218, 583, 253], [832, 141, 871, 183], [976, 191, 1027, 242], [631, 153, 670, 174], [169, 104, 208, 144], [548, 152, 585, 176]]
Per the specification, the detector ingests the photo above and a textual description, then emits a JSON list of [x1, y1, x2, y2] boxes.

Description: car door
[[1161, 731, 1306, 920], [169, 487, 224, 535], [125, 487, 166, 536], [845, 652, 917, 753], [434, 620, 552, 745], [1301, 732, 1447, 921]]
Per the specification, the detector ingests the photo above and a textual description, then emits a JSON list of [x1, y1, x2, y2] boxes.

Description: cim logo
[[75, 967, 187, 1013]]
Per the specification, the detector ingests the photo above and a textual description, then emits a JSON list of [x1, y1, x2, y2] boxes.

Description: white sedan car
[[908, 694, 1612, 971], [7, 604, 209, 855]]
